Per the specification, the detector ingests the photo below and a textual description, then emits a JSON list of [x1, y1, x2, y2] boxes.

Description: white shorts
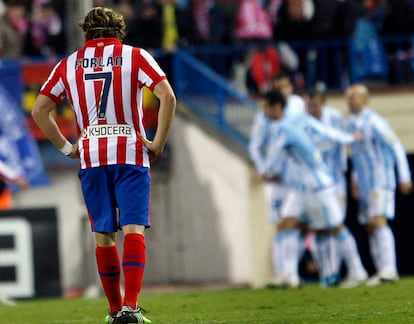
[[264, 182, 289, 224], [357, 189, 395, 225], [281, 186, 343, 230]]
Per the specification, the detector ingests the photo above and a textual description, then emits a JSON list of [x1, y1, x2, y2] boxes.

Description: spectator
[[157, 0, 195, 81], [273, 0, 314, 41], [24, 0, 65, 57], [245, 43, 282, 96], [0, 0, 23, 58], [234, 0, 273, 44], [159, 0, 193, 52], [134, 1, 163, 50], [116, 0, 142, 46], [190, 0, 231, 45], [6, 0, 29, 39], [264, 0, 284, 26], [131, 0, 193, 50], [191, 0, 213, 44], [245, 42, 300, 97]]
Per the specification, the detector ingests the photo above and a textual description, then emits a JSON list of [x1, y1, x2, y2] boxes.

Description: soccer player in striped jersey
[[32, 7, 176, 323], [249, 94, 303, 288], [346, 84, 412, 286], [249, 74, 306, 288], [270, 72, 308, 288], [262, 89, 364, 289], [306, 90, 367, 288]]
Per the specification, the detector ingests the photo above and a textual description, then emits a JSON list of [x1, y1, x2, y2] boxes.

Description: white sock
[[335, 227, 366, 277], [307, 234, 321, 272], [272, 233, 285, 277], [278, 229, 300, 281], [373, 226, 397, 274], [327, 235, 340, 276], [314, 234, 335, 283]]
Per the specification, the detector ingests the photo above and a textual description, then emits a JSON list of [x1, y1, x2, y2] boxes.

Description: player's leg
[[367, 218, 397, 277], [331, 183, 367, 287], [95, 232, 123, 322], [312, 187, 366, 287], [79, 167, 123, 318], [276, 218, 302, 287], [266, 183, 288, 284], [274, 190, 305, 288], [332, 182, 349, 276], [331, 224, 367, 288], [365, 190, 398, 286], [304, 188, 337, 287], [115, 165, 152, 322], [312, 230, 336, 287]]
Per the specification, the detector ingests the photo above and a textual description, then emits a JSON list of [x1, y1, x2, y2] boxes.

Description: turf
[[2, 277, 414, 323]]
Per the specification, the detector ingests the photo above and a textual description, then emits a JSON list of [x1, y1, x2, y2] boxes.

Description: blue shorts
[[78, 164, 151, 232]]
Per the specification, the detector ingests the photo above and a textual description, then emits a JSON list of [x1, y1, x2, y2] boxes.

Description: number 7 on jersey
[[85, 72, 112, 119]]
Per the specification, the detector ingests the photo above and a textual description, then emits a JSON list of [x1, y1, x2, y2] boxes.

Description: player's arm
[[372, 118, 412, 194], [248, 112, 268, 175], [263, 131, 287, 179], [141, 79, 176, 160], [308, 116, 361, 144], [31, 94, 78, 158], [391, 140, 412, 193]]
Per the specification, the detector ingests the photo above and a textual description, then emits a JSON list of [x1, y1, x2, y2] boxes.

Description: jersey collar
[[84, 38, 122, 48]]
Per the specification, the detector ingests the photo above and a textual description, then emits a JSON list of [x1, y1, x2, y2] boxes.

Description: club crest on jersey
[[75, 56, 123, 69]]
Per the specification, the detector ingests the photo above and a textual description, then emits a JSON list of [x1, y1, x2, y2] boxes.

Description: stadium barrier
[[187, 35, 414, 88], [0, 208, 61, 298], [173, 51, 259, 150]]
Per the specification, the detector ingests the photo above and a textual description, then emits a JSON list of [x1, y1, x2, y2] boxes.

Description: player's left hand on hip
[[139, 135, 163, 161]]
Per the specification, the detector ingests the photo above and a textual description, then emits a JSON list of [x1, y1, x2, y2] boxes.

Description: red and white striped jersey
[[40, 38, 167, 169]]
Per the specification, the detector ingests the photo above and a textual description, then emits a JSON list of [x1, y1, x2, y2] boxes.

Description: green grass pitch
[[2, 277, 414, 323]]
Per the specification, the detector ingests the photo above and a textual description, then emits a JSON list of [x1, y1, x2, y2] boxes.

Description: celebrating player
[[262, 89, 364, 289], [306, 89, 367, 288], [346, 84, 412, 286]]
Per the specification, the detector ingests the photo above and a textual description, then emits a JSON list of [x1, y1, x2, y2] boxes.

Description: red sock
[[96, 245, 122, 314], [123, 233, 146, 309]]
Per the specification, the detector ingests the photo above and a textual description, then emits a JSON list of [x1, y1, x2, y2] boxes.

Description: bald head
[[346, 83, 369, 114]]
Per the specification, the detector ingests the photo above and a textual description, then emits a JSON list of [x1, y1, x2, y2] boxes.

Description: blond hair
[[79, 7, 126, 41]]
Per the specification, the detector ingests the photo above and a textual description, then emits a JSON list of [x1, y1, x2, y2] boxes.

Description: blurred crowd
[[1, 0, 414, 60], [94, 0, 414, 96], [98, 0, 414, 48], [0, 0, 65, 59]]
